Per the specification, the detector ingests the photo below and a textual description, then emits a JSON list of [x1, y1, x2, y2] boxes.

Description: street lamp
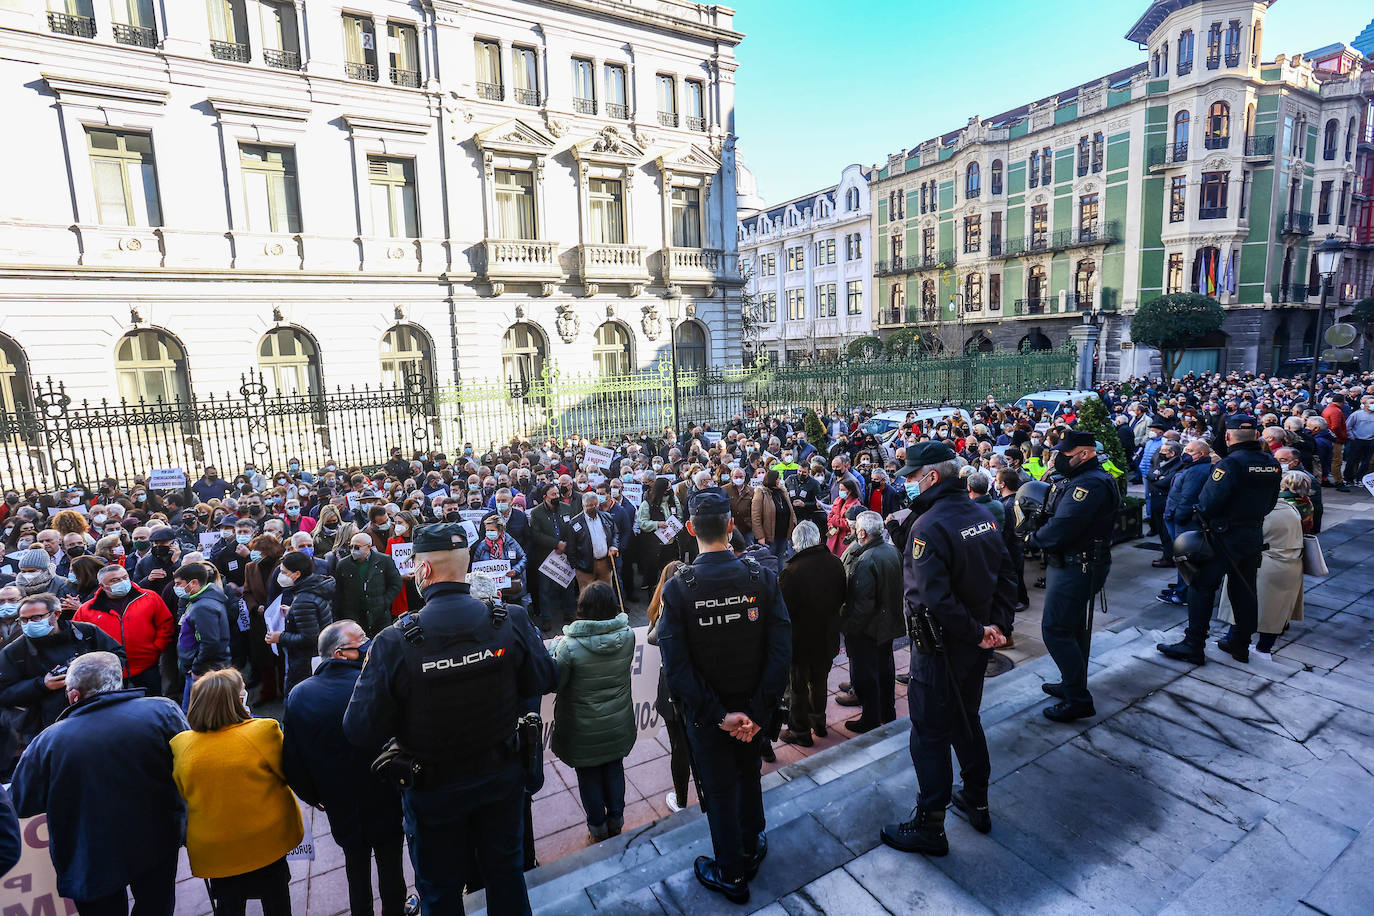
[[1307, 234, 1346, 405], [664, 296, 682, 428]]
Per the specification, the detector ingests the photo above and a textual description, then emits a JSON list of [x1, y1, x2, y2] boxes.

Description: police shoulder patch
[[911, 537, 926, 559], [1072, 486, 1088, 502], [1211, 467, 1226, 482]]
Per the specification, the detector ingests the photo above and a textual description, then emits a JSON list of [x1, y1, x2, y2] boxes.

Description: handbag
[[1302, 534, 1328, 577]]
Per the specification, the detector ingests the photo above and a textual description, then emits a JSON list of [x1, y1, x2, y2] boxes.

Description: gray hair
[[581, 490, 600, 507], [692, 469, 713, 489], [790, 520, 821, 550], [967, 471, 992, 496], [318, 619, 365, 658], [1281, 471, 1312, 497], [290, 531, 313, 549], [1157, 440, 1180, 458], [66, 651, 124, 699], [920, 459, 961, 483], [854, 510, 884, 540], [95, 563, 127, 583], [18, 592, 60, 617]]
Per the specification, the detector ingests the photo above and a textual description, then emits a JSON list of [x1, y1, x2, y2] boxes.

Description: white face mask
[[277, 570, 295, 588]]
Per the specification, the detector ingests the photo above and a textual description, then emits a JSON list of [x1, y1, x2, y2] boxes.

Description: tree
[[885, 328, 921, 360], [847, 335, 883, 360], [802, 408, 826, 444], [1074, 395, 1128, 494], [739, 265, 763, 345], [1129, 293, 1225, 380]]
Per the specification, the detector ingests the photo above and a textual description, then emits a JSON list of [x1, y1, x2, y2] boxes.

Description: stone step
[[466, 627, 1163, 914]]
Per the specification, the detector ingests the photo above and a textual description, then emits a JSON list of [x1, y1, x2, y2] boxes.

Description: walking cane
[[611, 557, 627, 615]]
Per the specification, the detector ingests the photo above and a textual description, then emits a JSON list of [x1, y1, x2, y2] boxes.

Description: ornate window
[[991, 160, 1003, 195], [674, 321, 707, 371], [501, 323, 546, 391], [1205, 102, 1231, 149], [965, 162, 980, 198], [258, 327, 322, 396], [592, 321, 633, 376], [115, 329, 189, 403], [380, 324, 433, 389]]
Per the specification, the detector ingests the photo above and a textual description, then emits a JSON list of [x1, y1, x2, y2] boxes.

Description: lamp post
[[1307, 234, 1346, 405], [664, 297, 682, 429]]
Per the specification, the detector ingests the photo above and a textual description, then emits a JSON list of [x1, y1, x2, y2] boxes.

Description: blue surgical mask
[[250, 550, 263, 563], [22, 617, 54, 638], [107, 579, 132, 597], [287, 507, 300, 517], [172, 585, 188, 599], [0, 603, 18, 618], [905, 480, 923, 502], [289, 463, 300, 471], [236, 534, 252, 545], [299, 546, 314, 558]]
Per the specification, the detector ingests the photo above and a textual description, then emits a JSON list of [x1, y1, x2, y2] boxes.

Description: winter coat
[[564, 511, 618, 574], [278, 574, 335, 693], [751, 484, 796, 544], [527, 502, 564, 568], [550, 614, 635, 768], [724, 482, 755, 535], [334, 551, 404, 636], [73, 583, 174, 678], [778, 544, 846, 668], [1146, 453, 1185, 510], [176, 585, 232, 676], [827, 496, 860, 556], [841, 537, 906, 642], [1164, 457, 1210, 533], [972, 493, 1006, 529], [10, 689, 187, 901], [0, 620, 126, 728], [282, 658, 402, 852], [1219, 500, 1304, 635], [171, 717, 304, 879]]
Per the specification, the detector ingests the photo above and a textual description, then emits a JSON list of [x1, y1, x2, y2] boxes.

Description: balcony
[[876, 258, 908, 277], [477, 81, 504, 101], [989, 238, 1003, 257], [211, 40, 250, 62], [1244, 135, 1275, 158], [1072, 220, 1121, 246], [48, 11, 95, 37], [606, 102, 628, 119], [658, 111, 679, 128], [345, 61, 378, 81], [920, 306, 940, 323], [482, 239, 561, 282], [879, 307, 903, 326], [577, 243, 648, 282], [390, 68, 420, 88], [1279, 211, 1314, 235], [664, 246, 722, 285], [573, 97, 596, 115], [1178, 60, 1193, 75], [1016, 297, 1048, 315], [1072, 292, 1093, 308], [1148, 141, 1189, 168], [963, 241, 981, 255], [938, 248, 955, 265], [113, 23, 156, 47], [1204, 135, 1230, 150], [264, 48, 301, 70], [1199, 206, 1228, 220], [1272, 283, 1310, 303], [685, 115, 706, 132], [513, 87, 539, 106], [1225, 53, 1241, 68]]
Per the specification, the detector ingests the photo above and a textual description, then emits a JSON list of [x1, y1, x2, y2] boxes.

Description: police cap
[[895, 441, 957, 477], [1147, 415, 1171, 430], [149, 526, 177, 542], [1061, 431, 1096, 450], [413, 522, 469, 552], [688, 488, 730, 517], [1225, 414, 1258, 430]]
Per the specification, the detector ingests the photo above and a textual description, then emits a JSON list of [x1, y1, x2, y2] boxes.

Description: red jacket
[[1322, 403, 1348, 443], [73, 583, 174, 677]]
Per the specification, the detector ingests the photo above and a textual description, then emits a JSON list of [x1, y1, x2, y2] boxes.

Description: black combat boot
[[880, 807, 949, 856], [694, 857, 749, 904], [951, 786, 992, 834], [1041, 681, 1067, 699], [1156, 639, 1206, 665], [743, 832, 768, 880]]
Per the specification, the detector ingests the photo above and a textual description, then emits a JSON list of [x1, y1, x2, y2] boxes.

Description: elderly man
[[777, 521, 847, 747], [285, 621, 405, 916], [10, 651, 187, 916], [566, 490, 619, 591], [335, 532, 404, 636], [0, 583, 22, 647], [839, 510, 905, 734], [73, 563, 174, 694]]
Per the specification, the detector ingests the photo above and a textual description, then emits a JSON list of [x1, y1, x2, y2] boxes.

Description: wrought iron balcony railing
[[390, 67, 420, 88], [345, 62, 378, 81], [573, 97, 596, 115], [658, 111, 679, 127], [113, 23, 155, 47], [1279, 211, 1314, 234], [513, 87, 539, 105], [606, 102, 628, 119], [1244, 135, 1275, 157], [48, 11, 95, 37], [477, 81, 503, 101], [264, 48, 301, 70], [1016, 297, 1047, 315], [212, 40, 251, 62], [1204, 135, 1229, 150], [685, 115, 706, 131]]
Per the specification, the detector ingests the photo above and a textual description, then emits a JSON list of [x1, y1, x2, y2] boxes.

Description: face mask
[[732, 476, 746, 486], [486, 532, 499, 543], [172, 585, 189, 599], [21, 617, 54, 639], [496, 502, 511, 515], [287, 507, 300, 517], [1054, 452, 1075, 476], [92, 514, 107, 526], [351, 548, 367, 560], [250, 550, 263, 563], [66, 545, 87, 559], [107, 579, 132, 597], [133, 540, 151, 552], [1148, 429, 1161, 439], [289, 463, 300, 471], [249, 506, 263, 516], [322, 524, 337, 534], [69, 497, 81, 506], [622, 473, 634, 482], [0, 603, 16, 618], [17, 537, 33, 551], [236, 533, 252, 545], [576, 482, 588, 491], [376, 521, 391, 531], [277, 570, 296, 588], [298, 546, 314, 557], [904, 480, 923, 502]]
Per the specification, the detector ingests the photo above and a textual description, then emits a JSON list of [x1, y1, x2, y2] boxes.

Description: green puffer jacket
[[550, 613, 636, 768]]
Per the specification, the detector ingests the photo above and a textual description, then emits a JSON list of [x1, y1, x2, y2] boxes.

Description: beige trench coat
[[1219, 500, 1305, 634]]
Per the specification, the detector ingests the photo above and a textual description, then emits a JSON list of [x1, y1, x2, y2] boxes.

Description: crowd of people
[[0, 364, 1370, 914]]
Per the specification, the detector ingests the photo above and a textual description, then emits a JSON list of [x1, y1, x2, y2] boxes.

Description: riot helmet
[[1171, 529, 1214, 586], [1012, 480, 1053, 539]]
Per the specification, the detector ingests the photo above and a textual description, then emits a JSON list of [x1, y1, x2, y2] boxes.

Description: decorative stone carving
[[641, 304, 662, 340], [540, 282, 556, 298], [664, 284, 682, 300], [545, 117, 570, 138], [514, 303, 525, 318], [684, 302, 697, 318], [630, 283, 646, 298], [387, 247, 406, 259], [590, 126, 627, 154], [490, 281, 505, 297], [120, 237, 142, 251], [584, 282, 599, 297], [556, 304, 580, 342], [264, 242, 285, 256], [605, 303, 616, 317]]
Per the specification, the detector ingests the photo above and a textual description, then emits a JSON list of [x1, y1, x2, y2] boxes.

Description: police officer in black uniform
[[881, 442, 1016, 857], [656, 490, 791, 905], [344, 523, 555, 916], [1158, 415, 1280, 665], [1025, 430, 1120, 722]]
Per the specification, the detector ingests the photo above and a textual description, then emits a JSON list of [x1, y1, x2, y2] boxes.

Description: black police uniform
[[898, 474, 1016, 824], [1027, 446, 1119, 715], [656, 494, 791, 896], [1162, 418, 1279, 662], [343, 523, 555, 916]]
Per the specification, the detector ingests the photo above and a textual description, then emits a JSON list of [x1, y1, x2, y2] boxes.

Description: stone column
[[1069, 321, 1101, 389]]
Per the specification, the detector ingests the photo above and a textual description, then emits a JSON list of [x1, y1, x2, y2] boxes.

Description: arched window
[[115, 329, 190, 403], [1174, 110, 1191, 156], [674, 320, 707, 372], [964, 272, 982, 310], [965, 332, 994, 355], [1075, 259, 1096, 306], [592, 321, 633, 376], [258, 327, 322, 396], [845, 187, 859, 211], [1028, 150, 1040, 187], [0, 333, 31, 415], [965, 162, 980, 198], [1324, 119, 1339, 160], [501, 323, 546, 391], [1205, 102, 1230, 148], [990, 160, 1003, 195], [380, 324, 434, 389]]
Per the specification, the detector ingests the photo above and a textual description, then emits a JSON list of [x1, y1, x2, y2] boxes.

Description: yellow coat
[[171, 718, 304, 879]]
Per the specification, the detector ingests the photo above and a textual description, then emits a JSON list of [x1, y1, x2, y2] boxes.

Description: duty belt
[[409, 734, 518, 789]]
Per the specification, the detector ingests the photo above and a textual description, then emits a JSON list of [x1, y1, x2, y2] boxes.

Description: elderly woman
[[1278, 470, 1315, 534], [1219, 486, 1304, 660], [777, 521, 847, 747]]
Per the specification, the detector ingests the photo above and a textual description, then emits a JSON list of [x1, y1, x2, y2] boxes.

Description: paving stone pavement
[[174, 492, 1374, 914]]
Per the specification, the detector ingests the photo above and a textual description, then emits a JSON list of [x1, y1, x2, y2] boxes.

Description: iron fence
[[0, 348, 1075, 491]]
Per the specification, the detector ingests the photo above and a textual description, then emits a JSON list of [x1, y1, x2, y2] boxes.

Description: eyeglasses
[[19, 609, 54, 623]]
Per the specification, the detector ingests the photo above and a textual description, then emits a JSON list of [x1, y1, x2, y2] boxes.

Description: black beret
[[1225, 414, 1258, 430], [895, 441, 958, 477], [1062, 431, 1097, 449], [149, 526, 177, 542], [688, 488, 730, 517], [1147, 415, 1170, 430], [413, 522, 469, 552]]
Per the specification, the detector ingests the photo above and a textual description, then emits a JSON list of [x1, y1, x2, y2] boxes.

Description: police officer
[[344, 523, 555, 915], [656, 490, 791, 905], [881, 442, 1015, 857], [1025, 430, 1120, 722], [1158, 415, 1280, 665]]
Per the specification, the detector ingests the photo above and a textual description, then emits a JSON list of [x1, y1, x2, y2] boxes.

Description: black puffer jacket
[[279, 574, 335, 694]]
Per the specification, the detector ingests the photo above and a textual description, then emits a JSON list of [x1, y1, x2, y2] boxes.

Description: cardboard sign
[[460, 508, 489, 525], [149, 467, 187, 489], [621, 482, 643, 507], [390, 542, 414, 576], [538, 551, 576, 588], [4, 814, 78, 914], [540, 625, 661, 749], [1363, 472, 1374, 499], [286, 813, 315, 861], [656, 515, 685, 545], [583, 444, 615, 470], [198, 532, 219, 554], [468, 558, 511, 589]]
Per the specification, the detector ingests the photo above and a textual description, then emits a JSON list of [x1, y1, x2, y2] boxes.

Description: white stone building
[[736, 163, 873, 365], [0, 0, 743, 412]]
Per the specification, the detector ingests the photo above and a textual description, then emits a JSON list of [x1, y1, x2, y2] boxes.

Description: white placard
[[425, 488, 449, 503], [621, 482, 643, 507], [468, 558, 511, 589], [198, 532, 219, 553], [390, 542, 415, 576], [264, 595, 285, 656], [48, 505, 87, 517], [540, 625, 660, 749], [656, 515, 684, 545], [538, 551, 576, 588], [1363, 472, 1374, 499], [460, 508, 489, 525], [286, 814, 315, 861], [703, 431, 723, 444], [346, 493, 361, 512], [583, 444, 615, 470], [588, 473, 607, 487], [149, 467, 186, 489]]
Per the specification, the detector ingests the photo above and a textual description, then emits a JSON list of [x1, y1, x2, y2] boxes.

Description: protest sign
[[346, 492, 361, 512], [286, 815, 315, 861], [656, 515, 684, 545], [1363, 472, 1374, 499], [4, 814, 77, 915], [264, 596, 285, 656], [621, 482, 643, 507], [148, 467, 186, 490], [468, 558, 511, 589], [538, 551, 576, 588], [583, 444, 614, 470], [198, 532, 219, 554], [703, 431, 723, 444], [460, 509, 489, 525], [539, 626, 662, 750], [390, 542, 414, 576]]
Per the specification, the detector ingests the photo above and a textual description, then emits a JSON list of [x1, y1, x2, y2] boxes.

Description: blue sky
[[731, 0, 1374, 204]]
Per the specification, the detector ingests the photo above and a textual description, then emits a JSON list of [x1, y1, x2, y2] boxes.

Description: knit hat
[[17, 548, 51, 571]]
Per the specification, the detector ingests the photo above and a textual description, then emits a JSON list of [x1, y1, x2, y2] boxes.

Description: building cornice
[[41, 73, 168, 106], [429, 0, 743, 46]]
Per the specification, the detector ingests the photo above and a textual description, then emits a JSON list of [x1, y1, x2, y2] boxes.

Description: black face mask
[[1054, 452, 1075, 477], [67, 545, 87, 558]]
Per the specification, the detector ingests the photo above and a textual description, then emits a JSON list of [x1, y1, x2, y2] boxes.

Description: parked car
[[1013, 389, 1099, 419], [860, 406, 965, 461]]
